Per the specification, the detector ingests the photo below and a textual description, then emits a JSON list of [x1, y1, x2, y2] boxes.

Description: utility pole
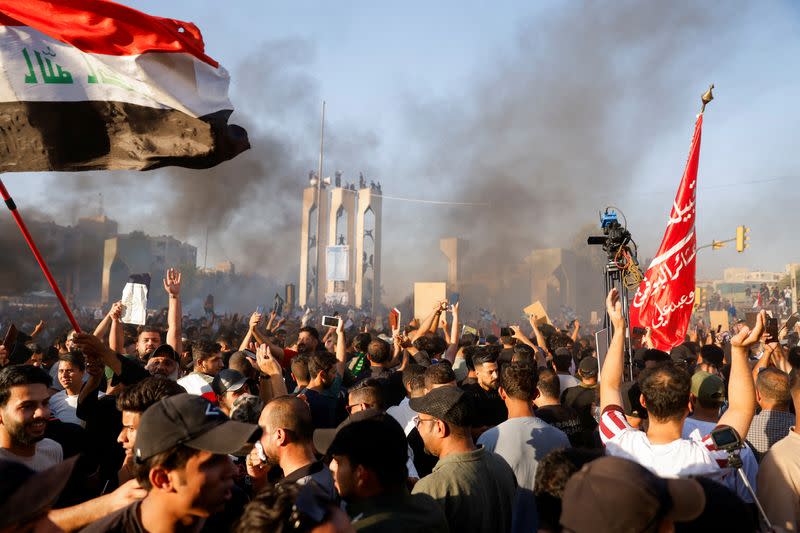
[[314, 101, 326, 308]]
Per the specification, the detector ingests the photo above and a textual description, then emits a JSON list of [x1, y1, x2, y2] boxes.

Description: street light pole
[[314, 101, 326, 308]]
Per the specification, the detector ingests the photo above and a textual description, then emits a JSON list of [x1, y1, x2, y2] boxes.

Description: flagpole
[[0, 177, 82, 333]]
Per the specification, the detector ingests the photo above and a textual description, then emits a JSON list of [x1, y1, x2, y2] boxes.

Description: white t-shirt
[[387, 397, 416, 436], [177, 372, 216, 401], [682, 417, 759, 502], [599, 405, 722, 478], [0, 438, 63, 472], [49, 390, 83, 427]]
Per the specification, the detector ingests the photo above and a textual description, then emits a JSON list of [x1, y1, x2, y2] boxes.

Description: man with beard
[[84, 394, 260, 532], [133, 268, 184, 360], [461, 349, 507, 435], [144, 344, 181, 381], [246, 395, 336, 500], [0, 365, 62, 471]]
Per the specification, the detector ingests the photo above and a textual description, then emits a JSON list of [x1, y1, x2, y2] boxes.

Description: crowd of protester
[[1, 268, 800, 531]]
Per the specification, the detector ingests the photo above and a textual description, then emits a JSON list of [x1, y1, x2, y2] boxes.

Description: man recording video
[[598, 288, 762, 477]]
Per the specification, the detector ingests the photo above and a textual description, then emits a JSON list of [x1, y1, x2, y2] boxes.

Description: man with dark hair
[[303, 351, 347, 428], [135, 326, 162, 360], [461, 349, 507, 432], [346, 379, 386, 415], [560, 356, 600, 447], [697, 344, 724, 375], [84, 394, 259, 532], [410, 386, 517, 533], [349, 338, 404, 406], [327, 414, 448, 532], [0, 365, 62, 471], [247, 395, 336, 500], [387, 365, 426, 435], [534, 369, 583, 446], [297, 326, 321, 355], [599, 289, 761, 477], [552, 348, 579, 391], [49, 352, 86, 426], [423, 363, 456, 392], [758, 369, 800, 530], [290, 353, 311, 392], [478, 363, 568, 533], [177, 340, 224, 400], [235, 482, 352, 533], [747, 368, 793, 461], [115, 376, 187, 483]]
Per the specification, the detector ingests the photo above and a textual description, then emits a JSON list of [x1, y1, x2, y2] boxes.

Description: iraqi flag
[[0, 0, 249, 172], [630, 112, 704, 351]]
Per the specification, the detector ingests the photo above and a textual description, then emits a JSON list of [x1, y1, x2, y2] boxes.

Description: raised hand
[[256, 343, 282, 376], [249, 312, 263, 330], [163, 268, 182, 297], [731, 310, 765, 348], [606, 288, 625, 329]]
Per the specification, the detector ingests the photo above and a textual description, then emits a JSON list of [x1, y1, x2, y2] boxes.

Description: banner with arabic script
[[630, 113, 703, 351]]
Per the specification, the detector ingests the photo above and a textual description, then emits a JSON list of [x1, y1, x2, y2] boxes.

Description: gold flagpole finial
[[700, 84, 714, 113]]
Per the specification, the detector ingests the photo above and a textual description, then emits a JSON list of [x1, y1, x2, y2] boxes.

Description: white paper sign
[[326, 245, 349, 281], [121, 280, 149, 326]]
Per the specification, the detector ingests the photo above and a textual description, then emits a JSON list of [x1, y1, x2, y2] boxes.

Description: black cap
[[313, 408, 383, 456], [211, 368, 248, 396], [134, 393, 260, 463], [409, 386, 472, 427], [0, 456, 77, 528], [147, 344, 178, 362], [561, 457, 704, 532], [327, 415, 408, 480], [578, 357, 598, 377]]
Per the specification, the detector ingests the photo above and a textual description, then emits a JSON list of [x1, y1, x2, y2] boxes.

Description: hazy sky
[[4, 1, 800, 304]]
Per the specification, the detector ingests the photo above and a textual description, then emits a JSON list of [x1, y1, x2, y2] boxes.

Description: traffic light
[[736, 225, 750, 253]]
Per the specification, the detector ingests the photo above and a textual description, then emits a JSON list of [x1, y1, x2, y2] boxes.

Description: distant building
[[101, 231, 196, 305], [722, 267, 784, 284]]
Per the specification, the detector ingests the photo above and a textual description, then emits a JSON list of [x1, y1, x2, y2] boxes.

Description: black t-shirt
[[80, 500, 144, 533], [461, 383, 507, 428], [302, 387, 346, 429], [407, 427, 438, 478], [535, 404, 584, 446], [560, 384, 601, 447]]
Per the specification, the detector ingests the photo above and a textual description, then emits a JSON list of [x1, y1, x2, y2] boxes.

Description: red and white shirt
[[599, 405, 723, 478]]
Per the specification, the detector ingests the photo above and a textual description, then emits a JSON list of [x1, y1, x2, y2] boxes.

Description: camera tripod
[[602, 258, 634, 381], [725, 448, 772, 530]]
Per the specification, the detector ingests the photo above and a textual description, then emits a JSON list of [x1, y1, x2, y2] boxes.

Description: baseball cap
[[691, 371, 725, 402], [670, 345, 693, 364], [134, 393, 260, 463], [578, 356, 598, 377], [561, 456, 705, 532], [212, 368, 248, 396], [147, 344, 178, 362], [409, 386, 472, 427], [313, 408, 384, 456], [0, 456, 77, 529]]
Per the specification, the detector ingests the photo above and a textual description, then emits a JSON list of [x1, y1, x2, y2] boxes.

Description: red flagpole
[[0, 178, 82, 333]]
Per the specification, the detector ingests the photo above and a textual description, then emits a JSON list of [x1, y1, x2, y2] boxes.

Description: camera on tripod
[[587, 209, 634, 260]]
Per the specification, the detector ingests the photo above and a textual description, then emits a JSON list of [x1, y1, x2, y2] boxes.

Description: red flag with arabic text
[[630, 113, 704, 351]]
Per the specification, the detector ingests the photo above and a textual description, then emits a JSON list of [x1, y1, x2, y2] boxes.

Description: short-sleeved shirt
[[757, 429, 800, 531], [461, 383, 507, 429], [0, 438, 63, 472], [599, 405, 722, 478], [535, 405, 584, 447], [746, 409, 794, 462], [346, 487, 449, 533], [80, 500, 144, 532]]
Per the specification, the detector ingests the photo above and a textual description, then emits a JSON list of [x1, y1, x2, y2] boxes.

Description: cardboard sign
[[709, 310, 730, 333], [523, 301, 551, 325], [414, 282, 446, 321]]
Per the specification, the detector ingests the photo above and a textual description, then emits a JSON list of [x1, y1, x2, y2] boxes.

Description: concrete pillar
[[440, 238, 468, 293], [355, 188, 382, 312], [298, 185, 329, 308]]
